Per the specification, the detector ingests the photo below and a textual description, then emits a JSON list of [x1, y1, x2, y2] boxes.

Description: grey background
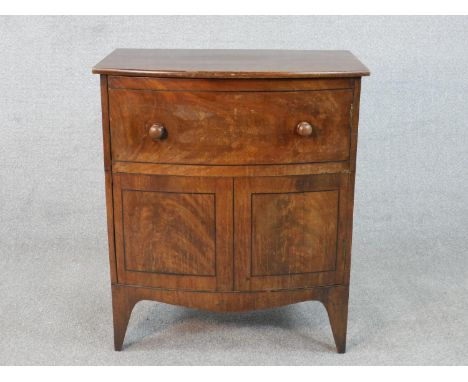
[[1, 16, 467, 365]]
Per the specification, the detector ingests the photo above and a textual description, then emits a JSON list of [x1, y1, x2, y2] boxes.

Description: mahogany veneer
[[93, 49, 369, 353]]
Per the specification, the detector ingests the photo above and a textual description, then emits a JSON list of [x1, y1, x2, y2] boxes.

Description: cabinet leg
[[322, 286, 349, 354], [111, 285, 138, 351]]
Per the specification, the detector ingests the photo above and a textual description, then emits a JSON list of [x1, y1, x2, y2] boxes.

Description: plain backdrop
[[0, 16, 467, 365]]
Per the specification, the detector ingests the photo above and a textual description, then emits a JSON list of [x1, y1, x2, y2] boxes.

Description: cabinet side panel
[[101, 75, 112, 171], [350, 78, 362, 173], [342, 170, 356, 286], [343, 78, 362, 285], [100, 74, 117, 283], [104, 172, 117, 283], [108, 76, 353, 91], [234, 178, 253, 291]]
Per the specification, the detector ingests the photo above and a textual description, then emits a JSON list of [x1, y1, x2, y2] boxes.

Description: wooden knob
[[148, 123, 167, 140], [296, 121, 313, 137]]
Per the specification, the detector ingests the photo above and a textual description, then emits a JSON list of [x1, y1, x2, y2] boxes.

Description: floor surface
[[1, 224, 467, 365]]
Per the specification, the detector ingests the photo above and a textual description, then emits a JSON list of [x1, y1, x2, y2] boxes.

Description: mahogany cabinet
[[93, 49, 369, 353]]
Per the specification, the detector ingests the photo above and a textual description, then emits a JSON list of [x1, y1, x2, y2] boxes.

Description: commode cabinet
[[93, 49, 369, 352]]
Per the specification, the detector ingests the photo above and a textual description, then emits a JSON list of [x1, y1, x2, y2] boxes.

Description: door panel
[[122, 191, 216, 276], [251, 190, 339, 276], [235, 174, 350, 291], [113, 173, 233, 291]]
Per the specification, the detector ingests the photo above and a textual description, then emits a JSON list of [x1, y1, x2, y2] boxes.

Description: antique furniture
[[93, 49, 369, 353]]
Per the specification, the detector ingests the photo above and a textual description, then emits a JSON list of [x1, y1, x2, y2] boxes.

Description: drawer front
[[109, 87, 352, 165]]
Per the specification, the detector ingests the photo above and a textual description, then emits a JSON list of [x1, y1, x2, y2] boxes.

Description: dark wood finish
[[322, 286, 349, 354], [109, 87, 352, 165], [112, 284, 349, 351], [234, 174, 350, 291], [122, 190, 216, 276], [100, 76, 117, 284], [112, 284, 135, 351], [94, 49, 368, 353], [104, 172, 117, 284], [112, 173, 233, 291], [93, 49, 370, 78], [251, 189, 338, 276], [100, 75, 112, 172], [112, 161, 349, 177], [349, 79, 362, 173], [108, 76, 353, 91], [342, 78, 362, 286]]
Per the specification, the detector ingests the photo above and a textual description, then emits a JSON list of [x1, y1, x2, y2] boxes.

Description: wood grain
[[322, 286, 349, 353], [93, 49, 370, 78], [95, 50, 369, 353], [251, 190, 339, 276], [112, 173, 233, 291], [100, 75, 118, 284], [109, 88, 352, 165], [122, 190, 216, 276], [341, 78, 362, 285], [100, 75, 112, 172], [108, 76, 353, 91], [234, 173, 350, 291], [104, 171, 117, 284]]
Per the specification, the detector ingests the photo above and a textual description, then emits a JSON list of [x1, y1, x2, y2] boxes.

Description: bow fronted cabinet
[[93, 49, 370, 352]]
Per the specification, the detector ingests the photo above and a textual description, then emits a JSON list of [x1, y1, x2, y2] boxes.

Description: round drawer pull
[[148, 123, 167, 141], [296, 121, 313, 137]]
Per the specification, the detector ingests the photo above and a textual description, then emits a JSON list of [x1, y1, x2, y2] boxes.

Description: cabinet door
[[113, 173, 233, 291], [234, 174, 351, 291]]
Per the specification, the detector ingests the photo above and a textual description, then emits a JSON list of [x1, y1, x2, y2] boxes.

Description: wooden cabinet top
[[93, 49, 370, 79]]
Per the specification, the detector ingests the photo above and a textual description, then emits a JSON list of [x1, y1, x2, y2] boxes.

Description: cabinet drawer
[[109, 86, 353, 165]]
